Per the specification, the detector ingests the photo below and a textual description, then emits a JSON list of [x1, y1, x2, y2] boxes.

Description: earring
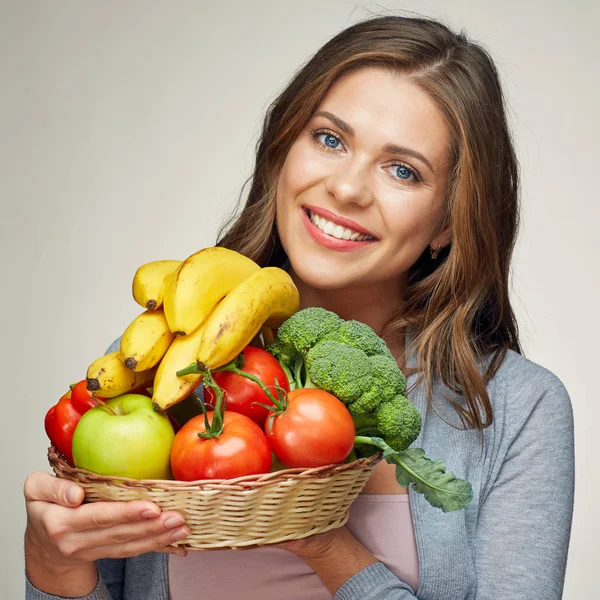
[[430, 245, 440, 260]]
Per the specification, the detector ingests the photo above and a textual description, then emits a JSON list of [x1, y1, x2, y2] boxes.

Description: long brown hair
[[217, 15, 521, 430]]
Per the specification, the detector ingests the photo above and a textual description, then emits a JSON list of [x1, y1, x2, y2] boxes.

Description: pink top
[[169, 494, 419, 599]]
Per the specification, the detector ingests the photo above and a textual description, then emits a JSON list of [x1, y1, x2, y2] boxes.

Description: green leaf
[[390, 448, 473, 512]]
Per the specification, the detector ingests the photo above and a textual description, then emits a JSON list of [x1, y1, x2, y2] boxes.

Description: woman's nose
[[324, 162, 374, 208]]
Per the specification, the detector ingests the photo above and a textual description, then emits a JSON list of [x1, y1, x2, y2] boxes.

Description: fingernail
[[170, 527, 189, 542], [164, 515, 185, 529], [141, 509, 160, 519], [66, 487, 80, 504]]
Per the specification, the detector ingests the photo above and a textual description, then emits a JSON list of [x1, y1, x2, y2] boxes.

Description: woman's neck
[[289, 269, 406, 358]]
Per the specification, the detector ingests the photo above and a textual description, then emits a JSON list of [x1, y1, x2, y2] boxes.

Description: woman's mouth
[[301, 207, 377, 252]]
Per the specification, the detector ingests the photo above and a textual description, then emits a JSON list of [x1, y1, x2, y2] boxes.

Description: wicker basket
[[48, 446, 381, 550]]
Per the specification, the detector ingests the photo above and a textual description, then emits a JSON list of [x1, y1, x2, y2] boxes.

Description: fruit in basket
[[264, 388, 356, 468], [163, 247, 260, 336], [72, 394, 175, 479], [86, 351, 156, 398], [45, 380, 100, 464], [195, 267, 300, 369], [120, 308, 175, 371], [170, 411, 272, 480], [132, 259, 181, 310], [151, 315, 208, 411], [204, 346, 290, 426]]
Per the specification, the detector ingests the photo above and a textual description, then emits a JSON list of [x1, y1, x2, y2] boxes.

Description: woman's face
[[276, 67, 452, 293]]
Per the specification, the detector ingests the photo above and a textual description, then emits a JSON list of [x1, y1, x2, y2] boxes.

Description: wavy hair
[[217, 15, 521, 430]]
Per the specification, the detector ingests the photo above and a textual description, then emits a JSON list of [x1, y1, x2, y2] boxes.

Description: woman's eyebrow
[[312, 110, 435, 173]]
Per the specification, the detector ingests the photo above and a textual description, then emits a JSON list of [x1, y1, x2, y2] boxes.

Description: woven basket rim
[[48, 446, 382, 491]]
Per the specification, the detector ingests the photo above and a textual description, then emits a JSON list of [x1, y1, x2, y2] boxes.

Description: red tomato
[[265, 389, 355, 468], [170, 411, 272, 481], [205, 346, 289, 426], [45, 382, 99, 464]]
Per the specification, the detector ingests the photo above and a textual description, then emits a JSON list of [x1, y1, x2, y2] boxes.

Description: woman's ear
[[430, 224, 452, 252]]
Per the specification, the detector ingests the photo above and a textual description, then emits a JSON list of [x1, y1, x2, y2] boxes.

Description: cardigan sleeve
[[473, 373, 575, 598], [25, 567, 115, 600]]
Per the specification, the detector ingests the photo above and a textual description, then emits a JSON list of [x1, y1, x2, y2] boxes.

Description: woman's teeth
[[309, 211, 374, 242]]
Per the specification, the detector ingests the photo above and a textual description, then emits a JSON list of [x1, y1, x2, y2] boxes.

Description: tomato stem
[[216, 363, 284, 410]]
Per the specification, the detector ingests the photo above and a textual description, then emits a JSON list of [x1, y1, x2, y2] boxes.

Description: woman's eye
[[312, 130, 343, 150], [389, 163, 419, 183]]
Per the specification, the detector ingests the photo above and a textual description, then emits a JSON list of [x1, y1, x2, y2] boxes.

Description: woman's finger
[[78, 525, 191, 562], [64, 500, 163, 532], [65, 511, 187, 549], [24, 472, 84, 507]]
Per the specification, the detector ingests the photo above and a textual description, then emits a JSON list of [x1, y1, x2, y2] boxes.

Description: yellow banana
[[197, 267, 299, 369], [132, 260, 181, 310], [86, 351, 156, 398], [151, 322, 206, 410], [163, 247, 260, 336], [120, 309, 175, 372]]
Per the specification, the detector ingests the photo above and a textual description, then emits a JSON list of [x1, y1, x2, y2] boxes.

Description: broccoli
[[368, 354, 406, 401], [276, 307, 343, 355], [305, 341, 378, 404], [352, 395, 421, 452], [323, 320, 393, 358]]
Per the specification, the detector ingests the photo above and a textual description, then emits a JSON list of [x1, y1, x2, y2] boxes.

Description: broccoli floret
[[347, 387, 382, 415], [353, 395, 421, 451], [267, 338, 296, 368], [305, 341, 380, 406], [276, 307, 343, 355], [368, 354, 406, 401], [323, 320, 393, 358]]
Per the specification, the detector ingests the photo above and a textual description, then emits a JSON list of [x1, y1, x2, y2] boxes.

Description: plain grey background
[[1, 1, 597, 598]]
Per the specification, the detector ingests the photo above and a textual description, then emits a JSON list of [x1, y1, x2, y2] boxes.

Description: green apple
[[72, 394, 175, 479]]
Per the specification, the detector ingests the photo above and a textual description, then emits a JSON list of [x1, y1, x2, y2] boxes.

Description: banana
[[163, 247, 260, 336], [86, 351, 156, 398], [120, 309, 175, 371], [132, 260, 181, 310], [196, 267, 299, 369], [151, 321, 206, 410]]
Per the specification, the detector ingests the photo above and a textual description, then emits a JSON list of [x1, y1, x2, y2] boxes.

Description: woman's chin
[[288, 256, 356, 292]]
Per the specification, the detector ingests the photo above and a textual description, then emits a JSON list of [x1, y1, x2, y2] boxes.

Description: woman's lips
[[303, 204, 376, 238], [301, 208, 378, 252]]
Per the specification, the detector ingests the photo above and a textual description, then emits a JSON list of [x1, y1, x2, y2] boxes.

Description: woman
[[24, 15, 574, 600]]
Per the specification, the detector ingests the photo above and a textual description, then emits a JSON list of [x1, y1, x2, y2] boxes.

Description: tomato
[[205, 346, 289, 427], [45, 381, 99, 464], [170, 411, 272, 480], [265, 389, 355, 468]]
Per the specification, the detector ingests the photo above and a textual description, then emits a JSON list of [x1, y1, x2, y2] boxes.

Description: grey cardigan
[[26, 348, 575, 599]]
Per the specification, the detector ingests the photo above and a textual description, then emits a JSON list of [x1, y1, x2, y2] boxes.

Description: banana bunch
[[84, 247, 300, 411]]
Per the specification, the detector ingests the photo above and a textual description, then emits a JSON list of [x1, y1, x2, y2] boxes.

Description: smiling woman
[[24, 13, 574, 600]]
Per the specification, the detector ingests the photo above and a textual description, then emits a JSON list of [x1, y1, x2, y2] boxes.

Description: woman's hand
[[277, 526, 379, 595], [277, 526, 346, 560], [24, 471, 189, 597]]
